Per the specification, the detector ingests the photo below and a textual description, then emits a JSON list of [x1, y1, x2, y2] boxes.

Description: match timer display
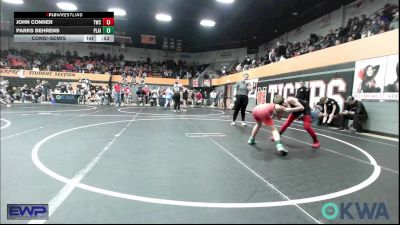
[[14, 12, 115, 42]]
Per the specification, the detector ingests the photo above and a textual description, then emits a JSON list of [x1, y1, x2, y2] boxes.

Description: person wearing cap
[[272, 95, 320, 148], [339, 96, 368, 133], [231, 73, 252, 127], [319, 97, 340, 126]]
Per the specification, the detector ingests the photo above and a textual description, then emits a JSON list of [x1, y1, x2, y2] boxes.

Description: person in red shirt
[[195, 91, 203, 107], [113, 81, 122, 108], [248, 103, 288, 156], [143, 85, 150, 105]]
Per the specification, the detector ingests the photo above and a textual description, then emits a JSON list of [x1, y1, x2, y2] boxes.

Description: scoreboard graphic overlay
[[14, 12, 114, 42]]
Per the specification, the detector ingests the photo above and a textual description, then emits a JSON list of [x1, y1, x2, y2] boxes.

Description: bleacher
[[201, 60, 238, 78]]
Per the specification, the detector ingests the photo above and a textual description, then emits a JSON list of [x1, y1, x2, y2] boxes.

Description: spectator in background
[[379, 19, 389, 33], [276, 42, 287, 61], [359, 14, 368, 29], [150, 88, 159, 107], [105, 85, 112, 105], [262, 50, 271, 65], [143, 85, 150, 105], [221, 66, 227, 76], [371, 16, 382, 35], [250, 60, 257, 68], [321, 33, 334, 49], [164, 87, 174, 110], [339, 96, 368, 133], [0, 77, 11, 107], [210, 89, 217, 107], [350, 17, 362, 40], [182, 88, 189, 111], [390, 12, 399, 30], [311, 101, 324, 126], [203, 91, 208, 106], [194, 91, 203, 107], [243, 56, 252, 66], [60, 83, 67, 93], [218, 90, 225, 109], [113, 81, 122, 108], [361, 18, 373, 38], [320, 97, 340, 126], [269, 48, 276, 63], [382, 3, 399, 23], [21, 84, 32, 103], [42, 80, 49, 101]]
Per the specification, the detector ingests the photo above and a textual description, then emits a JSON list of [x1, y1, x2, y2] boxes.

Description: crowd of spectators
[[1, 74, 225, 110], [224, 3, 399, 75], [1, 3, 397, 79], [0, 49, 209, 79]]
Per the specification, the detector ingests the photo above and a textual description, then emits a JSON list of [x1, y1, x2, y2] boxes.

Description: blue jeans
[[311, 110, 321, 126], [114, 93, 121, 107]]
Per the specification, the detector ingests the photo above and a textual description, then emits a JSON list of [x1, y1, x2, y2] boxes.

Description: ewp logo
[[7, 204, 48, 220], [322, 202, 389, 220]]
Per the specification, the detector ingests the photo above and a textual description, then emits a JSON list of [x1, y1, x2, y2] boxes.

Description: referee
[[231, 73, 252, 126]]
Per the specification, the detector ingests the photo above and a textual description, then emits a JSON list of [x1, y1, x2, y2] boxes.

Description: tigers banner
[[257, 67, 354, 111]]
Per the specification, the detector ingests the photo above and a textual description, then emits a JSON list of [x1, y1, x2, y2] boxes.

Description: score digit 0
[[102, 18, 114, 26], [103, 26, 114, 34]]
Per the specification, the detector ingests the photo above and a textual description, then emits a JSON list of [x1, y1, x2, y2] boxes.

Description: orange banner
[[0, 69, 189, 86], [0, 69, 109, 81]]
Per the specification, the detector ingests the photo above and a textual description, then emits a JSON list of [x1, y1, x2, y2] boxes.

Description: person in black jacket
[[276, 42, 287, 61], [339, 96, 368, 133], [295, 81, 310, 104], [320, 97, 340, 126]]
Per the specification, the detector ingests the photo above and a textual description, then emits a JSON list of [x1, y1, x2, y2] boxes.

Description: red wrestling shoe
[[312, 141, 320, 148]]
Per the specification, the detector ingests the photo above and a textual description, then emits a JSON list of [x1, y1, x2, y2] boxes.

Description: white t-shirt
[[173, 84, 181, 93], [86, 64, 93, 71], [210, 92, 217, 99]]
